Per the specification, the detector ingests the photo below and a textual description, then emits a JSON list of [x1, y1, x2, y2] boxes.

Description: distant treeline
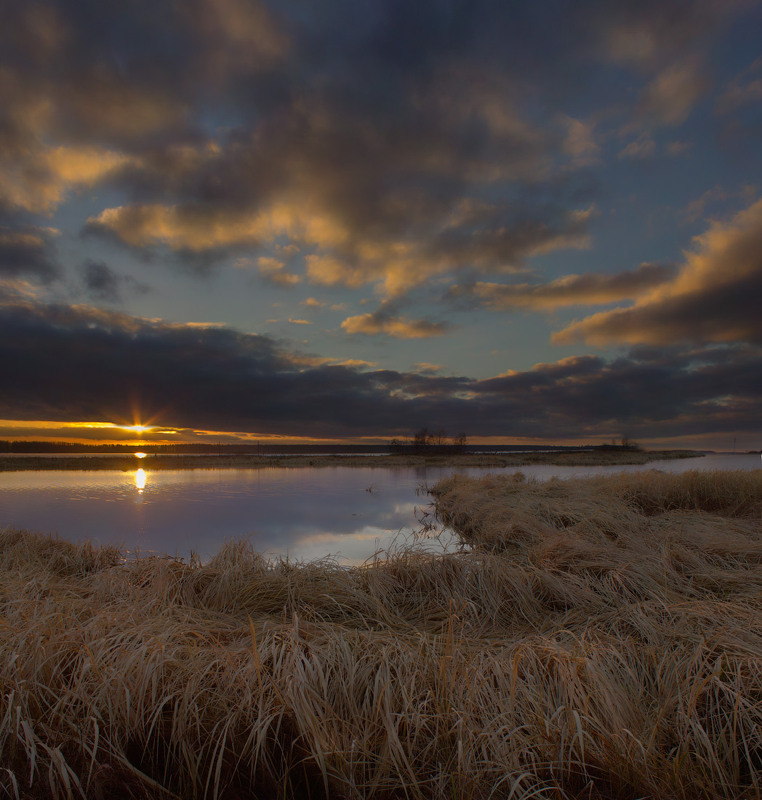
[[0, 441, 376, 455], [0, 438, 642, 455]]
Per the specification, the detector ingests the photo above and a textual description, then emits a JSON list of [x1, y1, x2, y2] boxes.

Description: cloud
[[665, 140, 692, 156], [618, 134, 656, 160], [81, 261, 122, 302], [459, 262, 675, 311], [716, 55, 762, 113], [0, 145, 132, 214], [412, 362, 443, 374], [0, 296, 760, 442], [637, 57, 708, 127], [87, 193, 594, 297], [0, 1, 222, 151], [599, 0, 747, 71], [88, 190, 594, 296], [305, 254, 364, 288], [600, 7, 735, 147], [554, 197, 762, 346], [86, 204, 267, 251], [80, 260, 149, 303], [560, 115, 600, 165], [0, 279, 45, 305], [68, 0, 623, 298], [255, 257, 300, 287], [176, 0, 290, 82], [678, 185, 756, 224], [0, 228, 61, 282], [341, 313, 449, 339], [333, 359, 377, 369], [8, 0, 751, 311]]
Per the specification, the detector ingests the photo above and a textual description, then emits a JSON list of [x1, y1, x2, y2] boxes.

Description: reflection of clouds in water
[[282, 525, 459, 565], [292, 529, 385, 545], [391, 502, 418, 515], [276, 526, 393, 564]]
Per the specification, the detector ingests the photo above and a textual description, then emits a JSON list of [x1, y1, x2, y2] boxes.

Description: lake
[[0, 453, 759, 563]]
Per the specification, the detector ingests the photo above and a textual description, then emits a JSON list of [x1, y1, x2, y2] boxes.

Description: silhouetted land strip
[[0, 448, 701, 471], [2, 469, 761, 798]]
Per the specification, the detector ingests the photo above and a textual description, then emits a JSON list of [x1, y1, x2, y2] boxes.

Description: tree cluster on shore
[[388, 427, 468, 454]]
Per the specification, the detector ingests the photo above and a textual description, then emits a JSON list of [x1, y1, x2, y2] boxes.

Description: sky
[[1, 0, 761, 449]]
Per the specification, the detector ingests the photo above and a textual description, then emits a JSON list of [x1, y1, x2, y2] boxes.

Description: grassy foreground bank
[[1, 469, 761, 798], [0, 449, 700, 472]]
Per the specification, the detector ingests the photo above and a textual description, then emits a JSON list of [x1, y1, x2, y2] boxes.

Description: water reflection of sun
[[135, 468, 147, 491]]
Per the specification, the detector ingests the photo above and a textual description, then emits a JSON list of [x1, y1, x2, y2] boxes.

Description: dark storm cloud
[[2, 297, 760, 441]]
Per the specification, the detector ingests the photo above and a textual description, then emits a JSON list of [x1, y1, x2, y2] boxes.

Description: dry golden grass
[[1, 469, 761, 798]]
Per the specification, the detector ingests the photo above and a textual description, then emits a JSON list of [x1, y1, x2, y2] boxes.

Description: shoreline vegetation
[[2, 468, 762, 798], [0, 448, 702, 472]]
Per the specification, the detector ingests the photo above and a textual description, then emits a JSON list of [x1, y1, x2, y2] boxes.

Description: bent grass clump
[[1, 469, 761, 798]]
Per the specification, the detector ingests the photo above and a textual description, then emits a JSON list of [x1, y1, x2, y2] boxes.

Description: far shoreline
[[0, 449, 704, 472]]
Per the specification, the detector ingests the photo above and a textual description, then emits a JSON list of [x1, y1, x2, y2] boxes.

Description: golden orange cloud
[[553, 197, 762, 346], [89, 186, 593, 297], [469, 262, 673, 310], [253, 257, 300, 286], [0, 145, 133, 214], [304, 254, 366, 288], [88, 201, 349, 252], [341, 313, 448, 339]]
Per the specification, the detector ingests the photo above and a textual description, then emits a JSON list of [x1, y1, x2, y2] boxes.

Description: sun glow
[[0, 419, 169, 444], [135, 469, 147, 491]]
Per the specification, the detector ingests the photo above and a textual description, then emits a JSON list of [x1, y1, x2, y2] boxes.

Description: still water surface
[[0, 454, 759, 563]]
